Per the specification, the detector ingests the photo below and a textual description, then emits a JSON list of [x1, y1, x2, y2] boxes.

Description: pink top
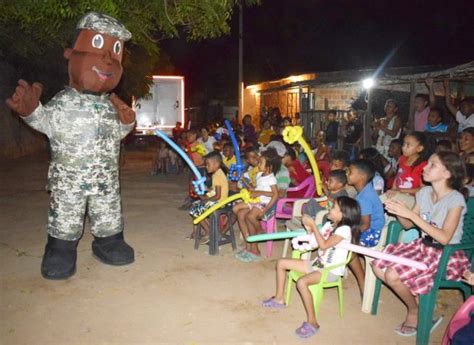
[[414, 107, 430, 132]]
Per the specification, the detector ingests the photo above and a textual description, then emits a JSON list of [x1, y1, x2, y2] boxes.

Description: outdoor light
[[362, 78, 375, 89]]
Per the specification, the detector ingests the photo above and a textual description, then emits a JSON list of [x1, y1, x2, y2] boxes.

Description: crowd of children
[[156, 85, 473, 340]]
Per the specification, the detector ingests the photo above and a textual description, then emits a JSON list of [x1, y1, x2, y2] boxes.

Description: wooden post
[[407, 81, 416, 131], [363, 89, 373, 148]]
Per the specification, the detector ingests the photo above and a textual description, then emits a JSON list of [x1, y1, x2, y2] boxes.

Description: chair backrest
[[461, 197, 474, 244], [287, 175, 315, 195]]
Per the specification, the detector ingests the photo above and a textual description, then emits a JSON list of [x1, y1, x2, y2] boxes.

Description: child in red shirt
[[391, 132, 432, 196], [283, 146, 311, 198]]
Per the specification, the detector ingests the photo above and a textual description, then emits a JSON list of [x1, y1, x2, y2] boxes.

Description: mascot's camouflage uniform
[[6, 12, 135, 279]]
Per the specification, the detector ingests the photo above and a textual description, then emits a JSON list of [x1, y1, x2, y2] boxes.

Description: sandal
[[295, 322, 319, 338], [199, 235, 209, 245], [262, 297, 286, 309], [235, 251, 255, 262]]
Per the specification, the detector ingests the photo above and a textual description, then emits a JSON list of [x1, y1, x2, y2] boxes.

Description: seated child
[[346, 159, 385, 295], [424, 107, 448, 133], [329, 150, 357, 198], [286, 169, 348, 231], [189, 152, 229, 243], [262, 196, 361, 339], [284, 145, 311, 198], [359, 147, 390, 194], [312, 131, 329, 161], [222, 142, 237, 169], [264, 147, 291, 198], [386, 139, 402, 188], [233, 151, 280, 262], [373, 151, 470, 336], [242, 146, 260, 187]]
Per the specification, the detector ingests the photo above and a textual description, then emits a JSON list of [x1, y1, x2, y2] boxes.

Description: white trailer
[[134, 75, 185, 135]]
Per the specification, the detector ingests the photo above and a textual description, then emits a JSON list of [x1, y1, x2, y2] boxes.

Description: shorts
[[248, 202, 276, 221], [304, 260, 341, 282]]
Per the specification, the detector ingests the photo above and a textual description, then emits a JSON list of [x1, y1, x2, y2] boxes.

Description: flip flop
[[394, 323, 417, 337], [295, 322, 319, 338], [262, 297, 286, 309], [235, 251, 254, 262], [394, 316, 444, 337]]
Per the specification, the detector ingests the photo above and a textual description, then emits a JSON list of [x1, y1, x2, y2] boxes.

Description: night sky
[[161, 0, 474, 103]]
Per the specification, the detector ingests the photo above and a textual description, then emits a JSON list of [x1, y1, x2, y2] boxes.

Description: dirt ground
[[0, 148, 464, 345]]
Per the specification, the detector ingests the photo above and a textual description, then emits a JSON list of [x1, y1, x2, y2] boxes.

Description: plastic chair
[[361, 222, 390, 313], [281, 199, 327, 257], [285, 249, 352, 318], [275, 176, 316, 220], [371, 198, 474, 345], [442, 296, 474, 345], [261, 177, 318, 257], [194, 206, 236, 255]]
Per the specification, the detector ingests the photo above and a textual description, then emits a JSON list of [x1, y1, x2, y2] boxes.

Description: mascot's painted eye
[[113, 41, 121, 55], [92, 34, 104, 49]]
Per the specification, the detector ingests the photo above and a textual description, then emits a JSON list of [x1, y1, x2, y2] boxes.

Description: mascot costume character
[[6, 12, 135, 279]]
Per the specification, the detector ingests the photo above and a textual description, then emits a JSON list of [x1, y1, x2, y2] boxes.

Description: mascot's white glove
[[292, 234, 318, 251]]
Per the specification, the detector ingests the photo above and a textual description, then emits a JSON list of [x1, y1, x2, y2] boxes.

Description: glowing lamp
[[362, 78, 375, 89]]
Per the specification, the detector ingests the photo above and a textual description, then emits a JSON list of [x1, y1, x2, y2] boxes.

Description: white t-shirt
[[456, 110, 474, 132], [197, 136, 216, 154], [312, 222, 352, 276], [372, 172, 385, 193], [255, 172, 277, 205]]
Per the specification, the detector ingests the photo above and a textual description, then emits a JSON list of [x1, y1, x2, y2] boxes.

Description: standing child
[[150, 140, 170, 175], [243, 114, 257, 145], [391, 132, 432, 196], [346, 159, 385, 295], [189, 152, 229, 243], [373, 151, 470, 336], [262, 196, 361, 339], [233, 151, 280, 262]]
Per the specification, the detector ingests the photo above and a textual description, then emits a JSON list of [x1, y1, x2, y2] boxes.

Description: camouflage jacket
[[23, 87, 134, 195]]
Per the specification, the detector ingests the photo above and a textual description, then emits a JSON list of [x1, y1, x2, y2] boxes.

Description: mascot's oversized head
[[64, 12, 131, 94]]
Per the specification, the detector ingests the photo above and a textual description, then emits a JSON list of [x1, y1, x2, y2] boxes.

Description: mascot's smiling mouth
[[92, 66, 113, 81]]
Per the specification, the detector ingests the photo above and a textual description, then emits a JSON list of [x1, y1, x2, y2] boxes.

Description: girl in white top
[[262, 196, 361, 339], [233, 151, 279, 261], [197, 127, 216, 154]]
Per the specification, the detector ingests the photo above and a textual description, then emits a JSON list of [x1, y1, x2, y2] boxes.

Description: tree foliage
[[0, 0, 259, 101]]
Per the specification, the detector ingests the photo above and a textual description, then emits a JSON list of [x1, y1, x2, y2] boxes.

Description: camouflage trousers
[[47, 189, 124, 241]]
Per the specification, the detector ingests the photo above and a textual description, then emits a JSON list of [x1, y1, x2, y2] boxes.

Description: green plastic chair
[[285, 249, 352, 318], [371, 198, 474, 345]]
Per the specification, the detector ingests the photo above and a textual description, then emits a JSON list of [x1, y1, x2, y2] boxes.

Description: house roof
[[253, 60, 474, 93]]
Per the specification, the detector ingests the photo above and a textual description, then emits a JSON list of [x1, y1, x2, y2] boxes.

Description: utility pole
[[238, 4, 243, 121]]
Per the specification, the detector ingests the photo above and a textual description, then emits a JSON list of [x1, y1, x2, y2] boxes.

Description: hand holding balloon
[[292, 234, 318, 251], [155, 130, 206, 195], [224, 120, 244, 182]]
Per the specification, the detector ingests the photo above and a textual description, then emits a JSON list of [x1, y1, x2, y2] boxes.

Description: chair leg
[[282, 239, 290, 258], [337, 281, 344, 318], [310, 285, 324, 318], [209, 215, 218, 255], [229, 222, 237, 251], [362, 258, 376, 313], [265, 217, 276, 257], [371, 278, 383, 315], [285, 275, 294, 306], [194, 224, 201, 250], [416, 292, 438, 345]]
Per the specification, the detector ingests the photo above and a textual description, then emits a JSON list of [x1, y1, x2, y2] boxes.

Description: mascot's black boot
[[92, 232, 134, 266], [41, 235, 78, 280]]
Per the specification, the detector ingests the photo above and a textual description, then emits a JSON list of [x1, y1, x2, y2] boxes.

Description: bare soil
[[0, 149, 462, 344]]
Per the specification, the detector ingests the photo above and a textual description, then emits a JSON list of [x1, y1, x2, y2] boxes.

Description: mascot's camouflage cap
[[76, 11, 132, 41]]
